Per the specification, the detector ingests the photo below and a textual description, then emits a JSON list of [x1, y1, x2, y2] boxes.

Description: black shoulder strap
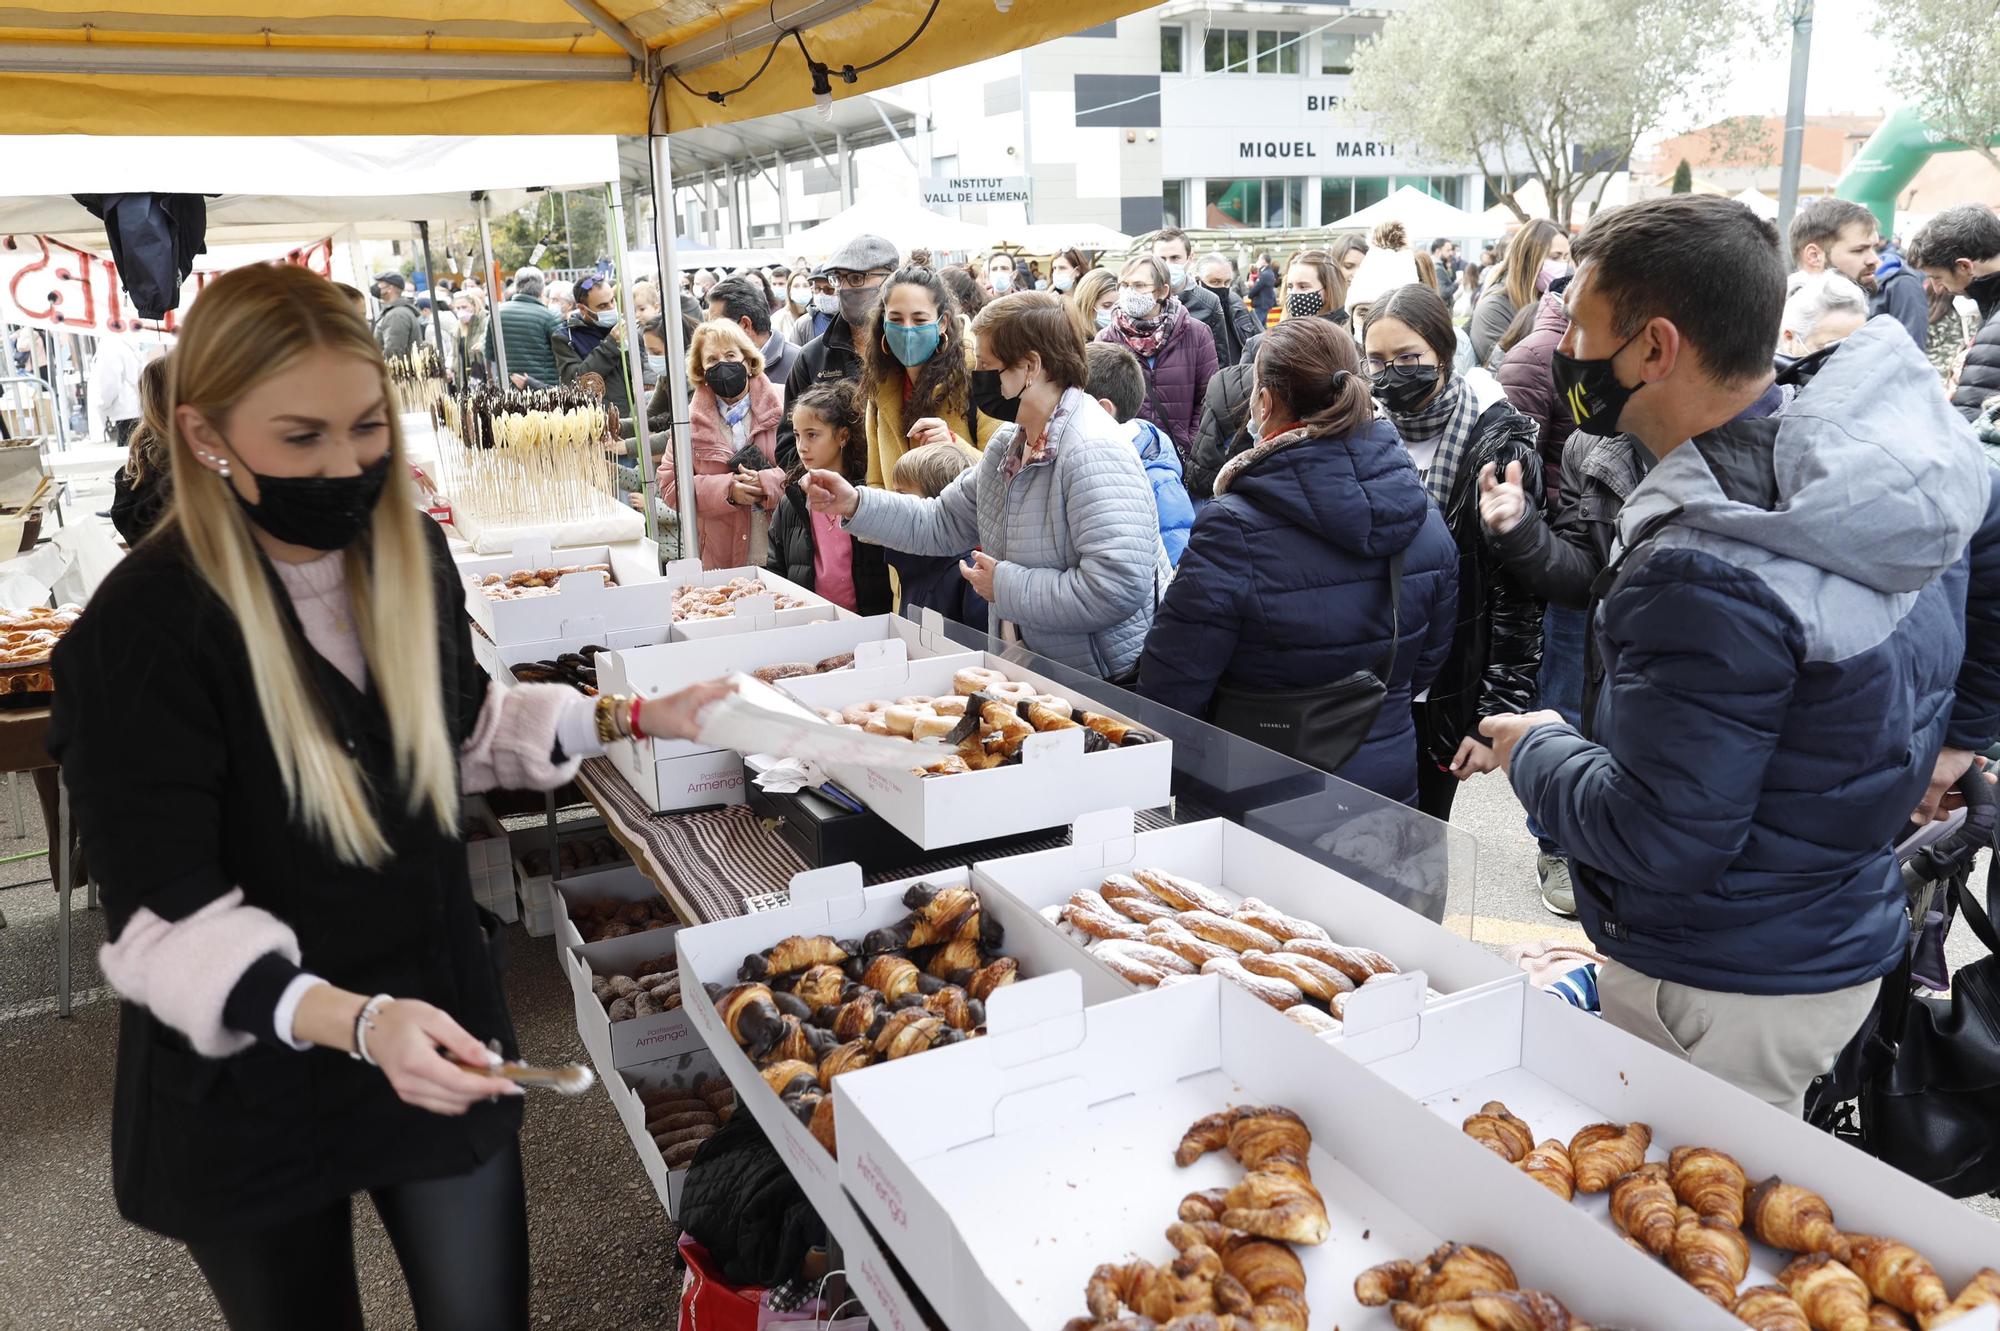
[[1371, 549, 1407, 681]]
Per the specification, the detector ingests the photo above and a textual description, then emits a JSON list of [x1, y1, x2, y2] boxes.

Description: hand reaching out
[[1479, 460, 1528, 536], [906, 416, 955, 449], [804, 468, 860, 519]]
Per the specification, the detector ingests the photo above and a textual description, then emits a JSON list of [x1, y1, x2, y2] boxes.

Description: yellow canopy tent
[[0, 1, 1148, 136]]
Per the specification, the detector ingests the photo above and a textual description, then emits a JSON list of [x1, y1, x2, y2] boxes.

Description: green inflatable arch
[[1836, 104, 2000, 235]]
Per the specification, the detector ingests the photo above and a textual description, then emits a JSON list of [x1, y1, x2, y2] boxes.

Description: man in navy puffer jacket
[[1482, 196, 1992, 1117]]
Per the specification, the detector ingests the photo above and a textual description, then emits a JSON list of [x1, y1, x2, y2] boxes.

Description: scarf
[[1393, 375, 1481, 508], [1111, 296, 1188, 360]]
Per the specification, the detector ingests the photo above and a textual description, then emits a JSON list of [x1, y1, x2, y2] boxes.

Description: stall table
[[0, 705, 88, 1015]]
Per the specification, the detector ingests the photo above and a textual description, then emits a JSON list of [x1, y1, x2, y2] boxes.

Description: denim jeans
[[1528, 603, 1588, 855]]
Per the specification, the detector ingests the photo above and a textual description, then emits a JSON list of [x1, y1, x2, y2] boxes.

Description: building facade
[[907, 2, 1485, 235]]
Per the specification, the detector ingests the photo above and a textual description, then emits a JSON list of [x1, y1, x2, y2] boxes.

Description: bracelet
[[350, 993, 395, 1066], [630, 695, 648, 741], [594, 693, 621, 746]]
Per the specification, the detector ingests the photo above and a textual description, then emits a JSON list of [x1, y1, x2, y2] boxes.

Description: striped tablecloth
[[573, 756, 1170, 924]]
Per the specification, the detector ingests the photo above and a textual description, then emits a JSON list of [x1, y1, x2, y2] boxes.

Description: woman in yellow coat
[[858, 258, 1005, 488]]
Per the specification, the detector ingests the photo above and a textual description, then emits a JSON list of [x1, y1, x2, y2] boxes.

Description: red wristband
[[630, 695, 647, 741]]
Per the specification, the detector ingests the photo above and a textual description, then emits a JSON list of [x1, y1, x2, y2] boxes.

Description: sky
[[1717, 0, 1897, 119]]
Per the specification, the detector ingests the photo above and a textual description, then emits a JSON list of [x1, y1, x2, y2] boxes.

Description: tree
[[1671, 159, 1694, 193], [1874, 0, 2000, 172], [1350, 0, 1761, 224]]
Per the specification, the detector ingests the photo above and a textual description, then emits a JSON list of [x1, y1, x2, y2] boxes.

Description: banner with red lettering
[[0, 234, 334, 339]]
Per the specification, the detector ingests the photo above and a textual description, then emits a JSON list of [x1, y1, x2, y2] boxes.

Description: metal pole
[[561, 190, 575, 271], [1018, 65, 1037, 224], [477, 195, 510, 386], [650, 130, 701, 563], [775, 153, 791, 248], [834, 131, 855, 209], [1777, 0, 1814, 239], [417, 220, 447, 365], [607, 180, 658, 550]]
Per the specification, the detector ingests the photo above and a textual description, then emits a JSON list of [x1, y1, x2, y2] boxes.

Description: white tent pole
[[477, 196, 510, 385], [649, 131, 700, 563], [775, 154, 791, 245], [607, 181, 660, 549]]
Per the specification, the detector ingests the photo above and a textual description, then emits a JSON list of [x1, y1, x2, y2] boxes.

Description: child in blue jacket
[[1084, 342, 1194, 565]]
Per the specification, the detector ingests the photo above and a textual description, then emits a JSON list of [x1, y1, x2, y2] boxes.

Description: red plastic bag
[[677, 1234, 763, 1331]]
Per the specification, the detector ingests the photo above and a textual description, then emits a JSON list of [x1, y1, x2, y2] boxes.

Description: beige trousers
[[1598, 960, 1881, 1118]]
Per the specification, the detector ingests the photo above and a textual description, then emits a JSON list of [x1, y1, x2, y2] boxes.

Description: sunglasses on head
[[576, 274, 608, 295]]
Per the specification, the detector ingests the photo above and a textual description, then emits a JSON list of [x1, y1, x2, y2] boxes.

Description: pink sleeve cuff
[[459, 681, 588, 794], [99, 889, 302, 1058]]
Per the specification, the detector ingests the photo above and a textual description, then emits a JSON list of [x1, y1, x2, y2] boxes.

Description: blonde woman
[[50, 264, 725, 1331], [1070, 267, 1120, 338], [656, 317, 785, 569], [1469, 218, 1568, 366]]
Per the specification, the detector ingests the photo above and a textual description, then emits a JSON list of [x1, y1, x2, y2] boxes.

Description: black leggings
[[184, 1144, 529, 1331]]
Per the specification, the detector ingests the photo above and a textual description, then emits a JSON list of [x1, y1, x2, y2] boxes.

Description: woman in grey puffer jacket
[[801, 292, 1171, 678]]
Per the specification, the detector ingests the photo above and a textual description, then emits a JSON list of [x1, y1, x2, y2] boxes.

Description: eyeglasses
[[834, 269, 892, 289], [1362, 352, 1430, 374]]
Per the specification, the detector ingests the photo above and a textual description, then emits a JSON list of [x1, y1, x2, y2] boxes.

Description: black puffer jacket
[[676, 1112, 825, 1287], [765, 482, 892, 615], [1417, 398, 1545, 763], [777, 319, 865, 469], [1951, 287, 2000, 421]]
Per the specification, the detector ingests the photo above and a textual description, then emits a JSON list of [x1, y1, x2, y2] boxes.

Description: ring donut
[[883, 704, 925, 736], [954, 666, 1006, 696], [911, 715, 958, 741]]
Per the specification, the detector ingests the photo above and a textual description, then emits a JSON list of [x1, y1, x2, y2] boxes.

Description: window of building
[[1321, 31, 1359, 75], [1203, 27, 1250, 73], [1394, 175, 1464, 208], [1160, 24, 1183, 74], [1320, 175, 1397, 222], [1254, 30, 1299, 75], [1163, 180, 1187, 229], [1205, 178, 1304, 229]]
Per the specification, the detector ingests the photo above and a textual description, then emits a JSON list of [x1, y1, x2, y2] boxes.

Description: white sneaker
[[1538, 852, 1578, 919]]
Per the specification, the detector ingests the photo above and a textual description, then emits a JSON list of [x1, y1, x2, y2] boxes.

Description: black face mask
[[1370, 364, 1440, 414], [1550, 335, 1641, 434], [1968, 270, 2000, 314], [234, 453, 393, 551], [705, 362, 749, 399]]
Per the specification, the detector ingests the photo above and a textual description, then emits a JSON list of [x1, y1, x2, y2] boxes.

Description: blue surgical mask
[[1165, 262, 1188, 289], [595, 309, 620, 329], [990, 270, 1015, 295], [883, 321, 942, 368], [1095, 308, 1116, 330], [644, 353, 667, 377]]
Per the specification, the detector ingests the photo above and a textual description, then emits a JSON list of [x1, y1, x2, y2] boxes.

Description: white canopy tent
[[1733, 187, 1780, 221], [785, 198, 996, 259], [1331, 186, 1509, 240], [1003, 222, 1134, 253]]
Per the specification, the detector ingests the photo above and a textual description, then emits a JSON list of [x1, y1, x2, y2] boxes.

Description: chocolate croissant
[[921, 984, 984, 1031], [862, 882, 981, 953], [922, 931, 984, 981], [967, 956, 1018, 1002], [1671, 1206, 1751, 1306], [753, 1014, 838, 1067], [1845, 1236, 1947, 1321], [1609, 1162, 1677, 1257], [741, 933, 847, 980], [716, 982, 787, 1048], [1668, 1144, 1749, 1227], [786, 962, 847, 1012], [827, 991, 884, 1042], [861, 954, 921, 1001], [1462, 1100, 1534, 1163], [758, 1059, 819, 1097], [1568, 1120, 1651, 1193], [1519, 1139, 1575, 1201], [1750, 1177, 1850, 1262], [816, 1038, 875, 1087]]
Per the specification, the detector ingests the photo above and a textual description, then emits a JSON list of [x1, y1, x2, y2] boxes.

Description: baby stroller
[[1805, 770, 2000, 1196]]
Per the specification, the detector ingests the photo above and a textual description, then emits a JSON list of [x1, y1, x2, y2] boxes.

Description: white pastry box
[[774, 656, 1173, 851], [568, 927, 700, 1072], [662, 559, 842, 643], [1345, 974, 2000, 1322], [674, 861, 1091, 1328], [458, 536, 674, 648], [597, 613, 981, 813], [606, 1047, 727, 1221], [834, 973, 1745, 1331], [972, 809, 1515, 1011]]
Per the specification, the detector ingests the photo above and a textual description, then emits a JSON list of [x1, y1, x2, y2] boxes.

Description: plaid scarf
[[1110, 296, 1188, 359], [1393, 375, 1481, 508]]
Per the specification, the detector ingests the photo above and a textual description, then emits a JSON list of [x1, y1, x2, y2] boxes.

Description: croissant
[[1929, 1269, 2000, 1330], [1408, 1243, 1520, 1306], [716, 982, 786, 1048], [1357, 1259, 1419, 1306], [807, 1093, 837, 1156], [922, 931, 984, 981], [1846, 1237, 1947, 1321], [816, 1038, 876, 1087], [922, 984, 983, 1030], [1389, 1289, 1578, 1330], [1176, 1106, 1262, 1165], [1167, 1219, 1237, 1255], [828, 991, 883, 1042], [1223, 1240, 1306, 1305], [888, 883, 981, 950], [1869, 1306, 1915, 1330], [758, 1059, 819, 1097], [1668, 1144, 1748, 1227], [1462, 1101, 1534, 1163], [861, 954, 921, 1001], [967, 956, 1018, 1002], [1086, 1259, 1154, 1320], [1226, 1108, 1313, 1171], [1519, 1139, 1575, 1201], [1609, 1162, 1677, 1256], [1221, 1157, 1330, 1245], [742, 934, 846, 980], [754, 1014, 838, 1066], [1178, 1187, 1230, 1223], [1670, 1206, 1751, 1306], [1568, 1121, 1651, 1193], [1737, 1285, 1814, 1331], [1781, 1253, 1873, 1331], [786, 963, 847, 1012], [1751, 1178, 1851, 1262]]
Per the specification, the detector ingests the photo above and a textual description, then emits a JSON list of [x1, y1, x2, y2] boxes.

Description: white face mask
[[1119, 289, 1159, 320], [812, 291, 840, 316], [990, 270, 1015, 294], [789, 284, 811, 306], [1052, 271, 1075, 293], [1163, 261, 1188, 289]]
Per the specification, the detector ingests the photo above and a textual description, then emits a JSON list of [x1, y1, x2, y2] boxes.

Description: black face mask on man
[[1550, 334, 1642, 434], [1370, 364, 1440, 414], [233, 453, 394, 551]]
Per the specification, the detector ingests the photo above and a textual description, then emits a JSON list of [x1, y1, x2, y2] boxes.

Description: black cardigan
[[48, 520, 520, 1241]]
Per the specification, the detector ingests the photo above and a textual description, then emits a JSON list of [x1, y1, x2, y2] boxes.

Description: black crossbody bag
[[1206, 550, 1404, 774]]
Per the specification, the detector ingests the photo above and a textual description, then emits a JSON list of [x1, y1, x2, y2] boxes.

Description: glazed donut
[[1233, 897, 1332, 944], [817, 708, 845, 725], [1284, 1004, 1342, 1035], [1099, 873, 1169, 906], [954, 666, 1006, 696], [1026, 693, 1073, 713], [1238, 949, 1355, 1002], [862, 716, 893, 736], [988, 679, 1035, 703], [911, 715, 958, 741], [1088, 940, 1169, 988], [1201, 956, 1304, 1012], [1134, 868, 1233, 915], [929, 696, 968, 717], [840, 702, 884, 727], [1091, 939, 1197, 976], [1144, 919, 1235, 967], [1060, 889, 1148, 941], [1280, 938, 1399, 984], [883, 704, 925, 736], [1177, 909, 1283, 954], [1106, 893, 1178, 924]]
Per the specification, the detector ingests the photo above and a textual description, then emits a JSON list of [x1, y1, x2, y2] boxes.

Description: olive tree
[[1875, 0, 2000, 171], [1350, 0, 1758, 224]]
